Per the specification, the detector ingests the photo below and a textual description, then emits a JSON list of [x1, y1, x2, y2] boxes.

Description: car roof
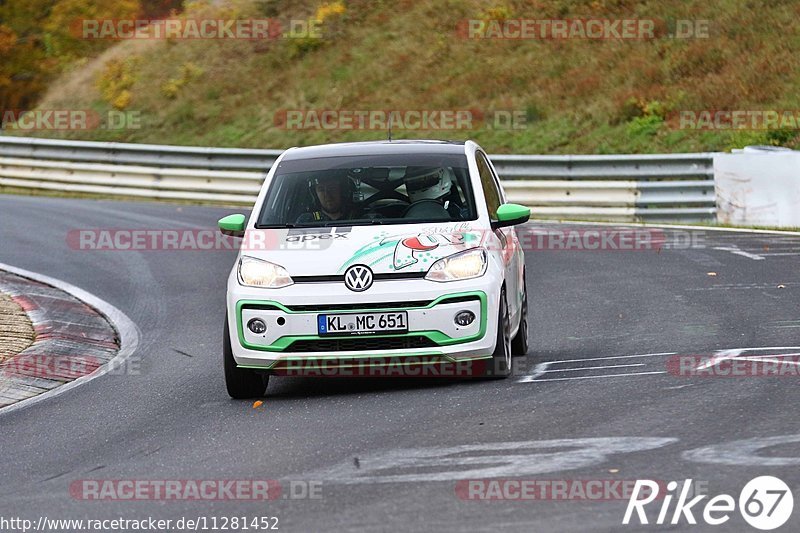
[[281, 140, 468, 161]]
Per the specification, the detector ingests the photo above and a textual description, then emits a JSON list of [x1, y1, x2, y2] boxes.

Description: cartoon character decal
[[388, 232, 465, 269], [336, 224, 479, 273]]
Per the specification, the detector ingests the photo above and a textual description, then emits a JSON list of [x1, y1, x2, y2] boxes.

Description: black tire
[[484, 288, 511, 378], [224, 315, 268, 399], [511, 273, 529, 356]]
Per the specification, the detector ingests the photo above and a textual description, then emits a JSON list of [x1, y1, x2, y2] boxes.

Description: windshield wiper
[[328, 219, 385, 226], [255, 223, 299, 229]]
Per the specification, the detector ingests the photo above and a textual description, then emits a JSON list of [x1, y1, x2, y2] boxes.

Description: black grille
[[292, 272, 426, 283], [285, 300, 431, 312], [287, 335, 436, 352]]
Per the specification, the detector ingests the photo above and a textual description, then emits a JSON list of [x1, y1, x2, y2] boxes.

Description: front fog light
[[247, 318, 267, 334], [454, 311, 476, 326]]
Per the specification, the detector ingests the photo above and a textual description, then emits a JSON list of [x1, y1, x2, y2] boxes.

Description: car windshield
[[255, 152, 477, 228]]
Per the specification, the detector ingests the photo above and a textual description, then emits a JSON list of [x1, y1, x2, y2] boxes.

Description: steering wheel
[[401, 200, 444, 217], [401, 200, 451, 220], [362, 202, 406, 219]]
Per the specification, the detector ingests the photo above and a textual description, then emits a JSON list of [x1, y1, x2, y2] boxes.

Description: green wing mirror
[[218, 214, 246, 237], [492, 203, 531, 230]]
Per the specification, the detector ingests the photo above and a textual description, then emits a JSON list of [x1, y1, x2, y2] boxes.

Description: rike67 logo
[[623, 476, 793, 530]]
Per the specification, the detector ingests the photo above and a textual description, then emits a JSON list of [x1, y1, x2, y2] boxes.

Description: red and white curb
[[0, 262, 139, 415]]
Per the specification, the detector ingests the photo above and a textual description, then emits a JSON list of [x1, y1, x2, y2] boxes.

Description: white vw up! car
[[219, 140, 530, 398]]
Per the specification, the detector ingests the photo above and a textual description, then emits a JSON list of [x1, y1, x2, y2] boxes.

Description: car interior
[[260, 165, 478, 227]]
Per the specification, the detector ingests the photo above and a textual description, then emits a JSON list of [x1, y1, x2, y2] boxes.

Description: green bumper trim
[[235, 291, 487, 353]]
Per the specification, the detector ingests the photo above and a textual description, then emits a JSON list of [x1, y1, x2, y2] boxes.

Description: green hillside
[[10, 0, 800, 153]]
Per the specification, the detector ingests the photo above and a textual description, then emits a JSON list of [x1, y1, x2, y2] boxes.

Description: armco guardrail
[[0, 137, 716, 222], [0, 136, 282, 170], [491, 153, 716, 221]]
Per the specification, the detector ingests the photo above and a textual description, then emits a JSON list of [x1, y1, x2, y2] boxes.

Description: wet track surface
[[1, 195, 798, 532]]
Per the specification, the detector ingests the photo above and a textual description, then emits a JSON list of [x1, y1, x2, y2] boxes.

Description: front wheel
[[483, 288, 511, 379], [223, 315, 268, 399]]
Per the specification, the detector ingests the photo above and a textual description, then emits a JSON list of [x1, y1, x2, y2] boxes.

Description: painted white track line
[[0, 262, 141, 417], [520, 347, 800, 383], [735, 357, 800, 366], [712, 246, 766, 261], [546, 352, 676, 364], [543, 363, 646, 373], [527, 371, 667, 382], [741, 352, 800, 358], [529, 219, 800, 236], [517, 351, 676, 382], [696, 347, 800, 371]]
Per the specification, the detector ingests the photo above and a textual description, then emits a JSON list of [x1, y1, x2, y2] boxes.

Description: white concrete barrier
[[714, 151, 800, 227]]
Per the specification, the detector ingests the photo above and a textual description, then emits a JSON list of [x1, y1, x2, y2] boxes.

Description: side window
[[476, 151, 502, 219], [485, 155, 507, 203]]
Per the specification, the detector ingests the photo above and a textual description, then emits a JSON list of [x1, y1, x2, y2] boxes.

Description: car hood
[[240, 222, 484, 276]]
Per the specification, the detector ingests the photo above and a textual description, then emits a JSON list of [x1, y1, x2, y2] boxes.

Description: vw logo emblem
[[344, 265, 373, 292]]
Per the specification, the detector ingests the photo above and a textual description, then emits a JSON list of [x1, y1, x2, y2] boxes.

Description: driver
[[406, 167, 452, 204], [297, 174, 359, 223], [405, 167, 465, 219]]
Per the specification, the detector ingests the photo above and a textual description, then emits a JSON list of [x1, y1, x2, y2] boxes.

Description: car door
[[475, 151, 522, 320], [485, 154, 525, 316]]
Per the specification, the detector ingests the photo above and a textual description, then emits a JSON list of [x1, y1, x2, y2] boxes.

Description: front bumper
[[227, 276, 500, 370]]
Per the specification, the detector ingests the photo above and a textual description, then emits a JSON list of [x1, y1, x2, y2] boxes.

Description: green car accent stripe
[[239, 291, 485, 315], [337, 238, 399, 273], [368, 251, 395, 268], [235, 291, 487, 353]]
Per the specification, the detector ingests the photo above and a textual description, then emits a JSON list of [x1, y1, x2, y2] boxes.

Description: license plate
[[317, 311, 408, 335]]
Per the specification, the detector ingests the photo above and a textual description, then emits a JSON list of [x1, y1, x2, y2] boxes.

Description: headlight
[[425, 248, 487, 282], [238, 256, 293, 288]]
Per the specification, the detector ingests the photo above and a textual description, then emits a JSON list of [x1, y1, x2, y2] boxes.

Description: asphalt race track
[[1, 195, 798, 532]]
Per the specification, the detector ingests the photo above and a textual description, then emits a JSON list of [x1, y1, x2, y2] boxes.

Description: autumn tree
[[0, 0, 153, 112]]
